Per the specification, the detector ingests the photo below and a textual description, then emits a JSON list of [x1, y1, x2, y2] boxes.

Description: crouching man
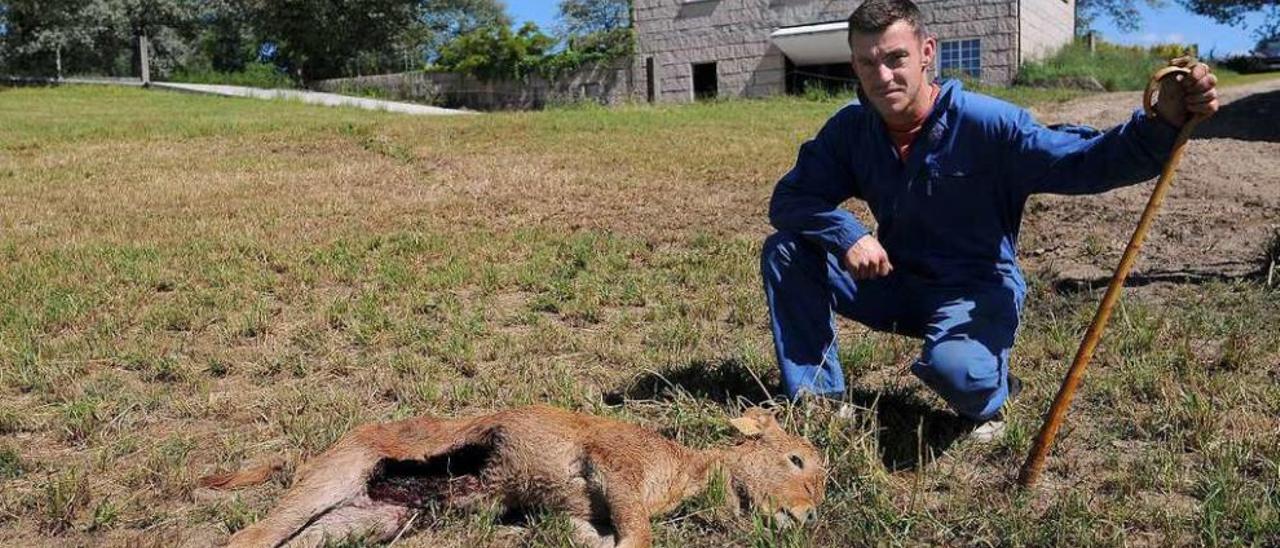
[[761, 0, 1218, 440]]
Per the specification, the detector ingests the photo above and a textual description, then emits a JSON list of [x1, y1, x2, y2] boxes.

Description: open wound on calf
[[366, 443, 493, 507]]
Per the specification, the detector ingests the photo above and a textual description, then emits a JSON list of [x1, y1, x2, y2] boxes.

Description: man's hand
[[1154, 57, 1219, 127], [843, 235, 893, 280]]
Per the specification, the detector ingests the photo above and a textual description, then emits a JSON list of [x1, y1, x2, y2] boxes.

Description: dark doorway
[[785, 59, 857, 97], [692, 62, 717, 100], [646, 57, 656, 103]]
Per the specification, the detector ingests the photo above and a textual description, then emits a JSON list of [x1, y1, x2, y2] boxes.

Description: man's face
[[849, 20, 936, 120]]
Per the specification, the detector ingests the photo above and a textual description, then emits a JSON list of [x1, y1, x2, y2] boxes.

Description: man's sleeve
[[768, 110, 869, 257], [1008, 109, 1180, 196]]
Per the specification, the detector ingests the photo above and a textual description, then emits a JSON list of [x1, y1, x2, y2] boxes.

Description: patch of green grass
[[1214, 67, 1280, 88], [168, 62, 298, 89], [88, 496, 120, 532], [200, 496, 261, 535], [0, 444, 24, 479], [34, 467, 90, 534], [58, 398, 102, 445], [1017, 39, 1171, 91]]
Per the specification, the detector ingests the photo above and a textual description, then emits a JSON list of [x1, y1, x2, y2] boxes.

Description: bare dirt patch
[[1022, 78, 1280, 287]]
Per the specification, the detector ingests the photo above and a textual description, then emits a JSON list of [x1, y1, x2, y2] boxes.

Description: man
[[761, 0, 1218, 440]]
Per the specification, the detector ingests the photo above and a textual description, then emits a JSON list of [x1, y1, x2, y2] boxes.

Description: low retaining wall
[[312, 61, 635, 111]]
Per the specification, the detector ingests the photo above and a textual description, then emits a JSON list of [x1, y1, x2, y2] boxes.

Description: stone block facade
[[632, 0, 1075, 102]]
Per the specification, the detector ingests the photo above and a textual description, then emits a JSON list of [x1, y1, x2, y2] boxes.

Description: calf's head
[[721, 408, 827, 526]]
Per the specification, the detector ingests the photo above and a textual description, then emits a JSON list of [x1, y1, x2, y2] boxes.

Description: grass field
[[0, 83, 1277, 546]]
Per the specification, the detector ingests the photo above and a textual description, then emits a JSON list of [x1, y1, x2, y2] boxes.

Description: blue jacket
[[769, 79, 1180, 295]]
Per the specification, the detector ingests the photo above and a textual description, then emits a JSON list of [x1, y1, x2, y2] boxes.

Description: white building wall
[[1019, 0, 1076, 63]]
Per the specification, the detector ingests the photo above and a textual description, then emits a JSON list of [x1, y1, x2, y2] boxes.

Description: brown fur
[[201, 405, 826, 548], [198, 459, 286, 490]]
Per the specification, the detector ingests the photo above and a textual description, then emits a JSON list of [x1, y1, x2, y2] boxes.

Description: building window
[[692, 62, 717, 100], [939, 39, 981, 78]]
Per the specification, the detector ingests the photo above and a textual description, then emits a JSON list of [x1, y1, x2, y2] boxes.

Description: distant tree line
[[0, 0, 632, 84]]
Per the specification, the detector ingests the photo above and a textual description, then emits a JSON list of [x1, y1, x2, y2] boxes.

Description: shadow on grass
[[843, 386, 973, 471], [605, 358, 775, 407], [607, 358, 972, 471]]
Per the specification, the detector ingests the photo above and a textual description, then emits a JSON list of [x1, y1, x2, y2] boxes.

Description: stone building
[[632, 0, 1074, 102]]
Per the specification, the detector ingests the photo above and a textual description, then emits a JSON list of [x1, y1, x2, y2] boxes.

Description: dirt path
[[1020, 77, 1280, 287]]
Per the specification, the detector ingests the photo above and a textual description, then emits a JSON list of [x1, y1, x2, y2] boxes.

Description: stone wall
[[311, 60, 633, 111]]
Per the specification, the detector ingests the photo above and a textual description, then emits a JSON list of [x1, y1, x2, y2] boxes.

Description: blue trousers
[[760, 232, 1022, 420]]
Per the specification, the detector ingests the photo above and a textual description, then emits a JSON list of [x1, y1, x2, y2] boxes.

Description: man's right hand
[[843, 235, 893, 279]]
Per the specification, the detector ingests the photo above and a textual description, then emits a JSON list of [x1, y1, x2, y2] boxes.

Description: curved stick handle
[[1143, 65, 1192, 118]]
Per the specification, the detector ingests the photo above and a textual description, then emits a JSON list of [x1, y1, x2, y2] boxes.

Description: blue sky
[[508, 1, 1269, 56], [1090, 3, 1269, 57], [508, 2, 560, 31]]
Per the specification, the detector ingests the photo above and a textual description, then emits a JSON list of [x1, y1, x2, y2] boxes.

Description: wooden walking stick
[[1018, 59, 1212, 487]]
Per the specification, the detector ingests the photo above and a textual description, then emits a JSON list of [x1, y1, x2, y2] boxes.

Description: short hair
[[847, 0, 929, 43]]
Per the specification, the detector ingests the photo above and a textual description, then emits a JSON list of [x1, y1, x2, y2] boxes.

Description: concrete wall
[[632, 0, 1055, 102], [312, 60, 633, 111], [1019, 0, 1075, 63]]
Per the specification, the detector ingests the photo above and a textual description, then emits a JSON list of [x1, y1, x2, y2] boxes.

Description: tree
[[0, 0, 203, 78], [0, 0, 101, 77], [1075, 0, 1163, 34], [555, 0, 632, 62], [251, 0, 423, 81], [435, 21, 553, 80], [109, 0, 203, 76], [420, 0, 510, 63], [1179, 0, 1279, 40], [557, 0, 629, 36], [191, 0, 258, 72]]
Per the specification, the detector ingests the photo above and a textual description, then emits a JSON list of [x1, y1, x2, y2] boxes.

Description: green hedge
[[167, 62, 297, 89]]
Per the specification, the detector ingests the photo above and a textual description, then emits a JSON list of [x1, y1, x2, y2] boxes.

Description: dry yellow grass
[[0, 84, 1276, 546]]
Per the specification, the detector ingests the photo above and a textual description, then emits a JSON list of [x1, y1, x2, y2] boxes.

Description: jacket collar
[[857, 78, 962, 179], [856, 78, 961, 132]]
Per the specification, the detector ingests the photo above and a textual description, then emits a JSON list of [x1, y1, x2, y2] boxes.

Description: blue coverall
[[762, 79, 1179, 420]]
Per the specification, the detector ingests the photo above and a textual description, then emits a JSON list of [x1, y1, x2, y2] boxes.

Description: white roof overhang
[[770, 21, 850, 65]]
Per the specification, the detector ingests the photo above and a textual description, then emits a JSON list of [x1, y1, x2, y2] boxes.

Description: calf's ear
[[729, 408, 781, 437]]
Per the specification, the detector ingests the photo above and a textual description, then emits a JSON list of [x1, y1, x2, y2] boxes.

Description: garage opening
[[785, 59, 857, 96], [772, 21, 857, 96]]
